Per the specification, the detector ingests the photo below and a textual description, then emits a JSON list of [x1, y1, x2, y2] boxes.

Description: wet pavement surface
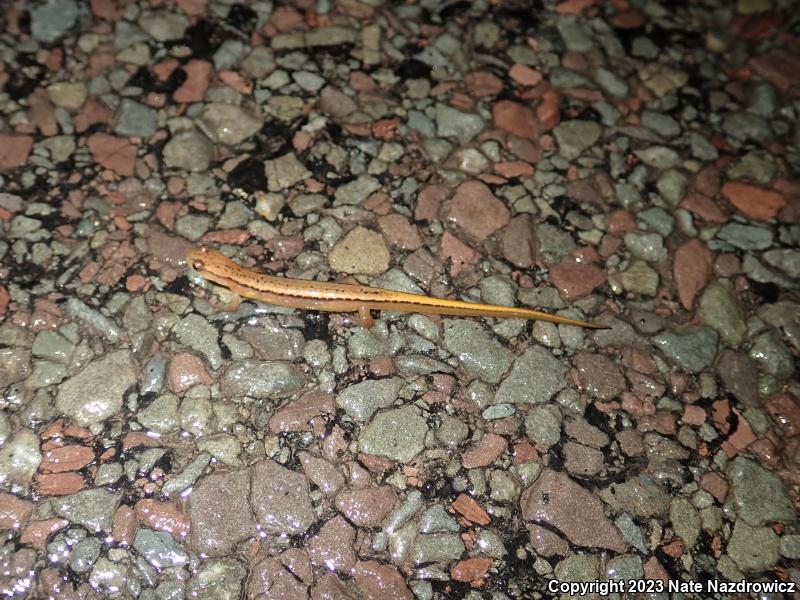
[[0, 0, 799, 598]]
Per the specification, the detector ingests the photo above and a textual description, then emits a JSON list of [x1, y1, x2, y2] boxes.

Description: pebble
[[29, 0, 78, 42], [524, 405, 562, 448], [221, 360, 305, 398], [162, 130, 214, 172], [55, 350, 137, 426], [328, 226, 390, 275], [336, 378, 403, 422], [174, 314, 223, 370], [653, 327, 718, 373], [716, 222, 774, 251], [113, 99, 158, 138], [251, 460, 316, 535], [697, 280, 746, 347], [133, 528, 190, 569], [728, 457, 795, 526], [727, 522, 780, 573], [358, 406, 428, 463], [496, 345, 566, 404], [52, 488, 121, 533], [435, 103, 485, 143], [521, 469, 625, 552], [552, 120, 602, 160], [200, 104, 263, 146], [443, 320, 511, 384]]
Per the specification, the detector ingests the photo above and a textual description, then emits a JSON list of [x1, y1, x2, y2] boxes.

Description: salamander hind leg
[[356, 306, 375, 328]]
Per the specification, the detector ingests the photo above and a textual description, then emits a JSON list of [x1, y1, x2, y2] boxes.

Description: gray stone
[[717, 222, 774, 251], [358, 406, 428, 463], [134, 528, 190, 568], [435, 103, 484, 144], [163, 130, 214, 172], [56, 350, 137, 426], [697, 281, 746, 347], [728, 457, 795, 526], [53, 488, 121, 532], [524, 404, 562, 448], [114, 99, 158, 138], [336, 378, 403, 422], [221, 360, 305, 399], [653, 327, 718, 372], [624, 232, 667, 262], [30, 0, 78, 42], [443, 320, 511, 384], [727, 522, 780, 573], [553, 120, 602, 160], [496, 345, 567, 405], [174, 314, 223, 370]]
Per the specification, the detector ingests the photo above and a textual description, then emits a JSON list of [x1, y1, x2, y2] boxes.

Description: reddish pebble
[[336, 485, 397, 527], [40, 445, 95, 473], [673, 238, 713, 310], [87, 133, 136, 176], [451, 557, 493, 583], [763, 393, 800, 437], [268, 390, 336, 433], [0, 492, 34, 530], [0, 286, 9, 317], [20, 518, 68, 551], [125, 274, 147, 292], [555, 0, 594, 14], [352, 560, 413, 600], [493, 161, 534, 178], [445, 181, 510, 242], [0, 133, 33, 171], [493, 100, 540, 141], [36, 472, 86, 495], [439, 231, 480, 277], [537, 88, 561, 130], [168, 352, 212, 394], [549, 259, 606, 301], [134, 499, 190, 539], [680, 193, 728, 223], [682, 405, 706, 426], [607, 209, 636, 234], [173, 59, 213, 103], [462, 434, 508, 469], [463, 71, 503, 97], [700, 472, 728, 503], [451, 493, 491, 526], [722, 181, 785, 221], [509, 64, 543, 86], [112, 505, 138, 546], [378, 213, 423, 250]]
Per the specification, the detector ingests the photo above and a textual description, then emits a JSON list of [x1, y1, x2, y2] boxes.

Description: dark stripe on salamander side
[[202, 265, 480, 309]]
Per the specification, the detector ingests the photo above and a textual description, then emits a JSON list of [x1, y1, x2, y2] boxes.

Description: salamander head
[[186, 244, 212, 274]]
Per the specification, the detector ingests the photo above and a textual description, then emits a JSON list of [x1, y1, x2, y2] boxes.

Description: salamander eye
[[200, 245, 209, 253], [192, 260, 205, 270]]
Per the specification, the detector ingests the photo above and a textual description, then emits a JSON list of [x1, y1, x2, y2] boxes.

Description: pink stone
[[378, 213, 423, 250], [168, 352, 212, 394], [673, 238, 713, 310], [549, 259, 606, 301], [87, 133, 136, 176], [493, 100, 540, 141], [445, 181, 510, 241], [509, 63, 543, 86], [722, 181, 785, 221], [462, 433, 507, 469], [0, 134, 33, 171], [439, 231, 479, 277], [173, 60, 213, 103]]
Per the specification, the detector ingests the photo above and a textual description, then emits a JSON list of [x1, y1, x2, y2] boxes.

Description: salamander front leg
[[218, 289, 243, 312], [357, 306, 374, 328]]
